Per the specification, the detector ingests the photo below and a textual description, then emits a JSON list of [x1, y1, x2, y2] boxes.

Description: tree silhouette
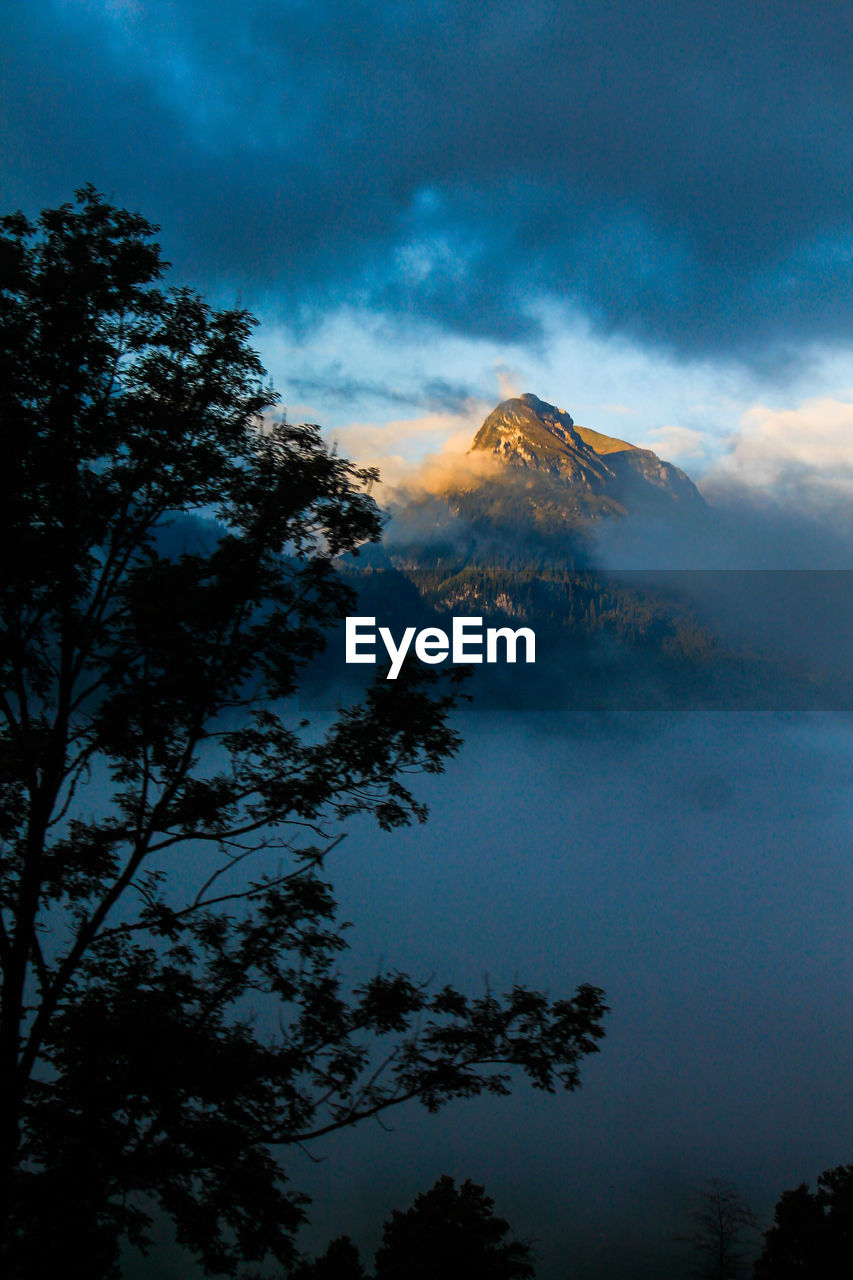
[[373, 1175, 536, 1280], [0, 188, 607, 1277], [754, 1164, 853, 1278], [679, 1179, 759, 1279], [290, 1235, 368, 1280]]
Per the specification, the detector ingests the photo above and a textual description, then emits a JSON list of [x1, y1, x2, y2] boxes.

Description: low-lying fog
[[281, 709, 851, 1279]]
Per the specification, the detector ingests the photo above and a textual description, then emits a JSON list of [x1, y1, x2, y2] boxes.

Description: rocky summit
[[470, 392, 703, 513], [472, 394, 614, 489]]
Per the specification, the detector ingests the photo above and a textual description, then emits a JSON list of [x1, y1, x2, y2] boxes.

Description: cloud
[[405, 436, 504, 496], [659, 396, 853, 569], [712, 397, 853, 497], [5, 1, 853, 360], [494, 362, 521, 401], [331, 405, 500, 492], [642, 425, 708, 464], [287, 372, 476, 416]]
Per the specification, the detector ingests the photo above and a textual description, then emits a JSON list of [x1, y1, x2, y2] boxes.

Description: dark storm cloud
[[289, 369, 477, 414], [3, 0, 853, 356]]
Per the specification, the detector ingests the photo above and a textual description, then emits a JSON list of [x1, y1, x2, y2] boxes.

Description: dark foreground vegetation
[[293, 1164, 853, 1280], [0, 189, 607, 1277]]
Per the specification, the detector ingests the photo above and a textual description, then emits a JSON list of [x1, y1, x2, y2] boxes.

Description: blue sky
[[4, 0, 853, 501]]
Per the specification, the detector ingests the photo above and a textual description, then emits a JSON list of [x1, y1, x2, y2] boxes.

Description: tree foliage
[[373, 1175, 536, 1280], [754, 1164, 853, 1279], [0, 188, 607, 1277], [290, 1235, 368, 1280]]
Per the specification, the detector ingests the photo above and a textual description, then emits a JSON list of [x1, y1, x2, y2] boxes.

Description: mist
[[118, 706, 851, 1278], [279, 710, 853, 1278]]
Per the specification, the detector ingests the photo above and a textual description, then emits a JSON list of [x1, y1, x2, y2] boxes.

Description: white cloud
[[598, 402, 639, 415], [330, 405, 497, 491], [714, 397, 853, 496], [494, 361, 521, 400], [641, 424, 708, 463]]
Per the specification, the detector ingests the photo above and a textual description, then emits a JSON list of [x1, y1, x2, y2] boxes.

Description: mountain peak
[[469, 392, 704, 514], [518, 391, 560, 413], [472, 394, 612, 486]]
